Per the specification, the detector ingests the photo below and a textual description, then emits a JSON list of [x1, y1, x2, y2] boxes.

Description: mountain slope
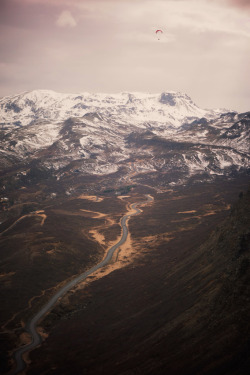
[[0, 89, 249, 209], [0, 90, 222, 128]]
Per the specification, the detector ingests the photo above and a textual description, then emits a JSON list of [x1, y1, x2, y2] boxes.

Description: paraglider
[[155, 29, 163, 40]]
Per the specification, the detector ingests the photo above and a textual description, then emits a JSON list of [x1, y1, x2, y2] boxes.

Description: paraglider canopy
[[155, 29, 163, 40]]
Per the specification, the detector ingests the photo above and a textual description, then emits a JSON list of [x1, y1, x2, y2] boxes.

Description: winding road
[[11, 194, 153, 375]]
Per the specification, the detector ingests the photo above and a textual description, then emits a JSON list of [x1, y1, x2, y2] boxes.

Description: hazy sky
[[0, 0, 250, 111]]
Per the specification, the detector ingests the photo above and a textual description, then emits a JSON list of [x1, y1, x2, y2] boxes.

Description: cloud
[[56, 10, 77, 28], [215, 0, 250, 12], [227, 0, 250, 8]]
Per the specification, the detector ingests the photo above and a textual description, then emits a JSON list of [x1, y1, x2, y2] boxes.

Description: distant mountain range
[[0, 90, 249, 189], [0, 90, 225, 128]]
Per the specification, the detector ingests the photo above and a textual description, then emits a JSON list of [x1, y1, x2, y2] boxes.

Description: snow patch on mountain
[[0, 89, 223, 129], [0, 89, 249, 187]]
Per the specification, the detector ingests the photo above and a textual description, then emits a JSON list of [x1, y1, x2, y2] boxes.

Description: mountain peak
[[0, 89, 228, 128]]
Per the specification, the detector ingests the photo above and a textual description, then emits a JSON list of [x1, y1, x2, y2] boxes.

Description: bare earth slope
[[25, 183, 250, 375]]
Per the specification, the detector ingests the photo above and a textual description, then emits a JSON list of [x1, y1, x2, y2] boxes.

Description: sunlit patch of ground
[[46, 243, 61, 255], [0, 211, 47, 236], [76, 195, 103, 202], [79, 209, 107, 219], [35, 210, 47, 226], [173, 203, 231, 223], [0, 272, 16, 278], [89, 230, 105, 246], [20, 332, 31, 345], [37, 326, 48, 340]]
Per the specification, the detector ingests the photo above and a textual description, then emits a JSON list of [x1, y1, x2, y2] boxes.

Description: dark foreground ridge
[[27, 188, 250, 375]]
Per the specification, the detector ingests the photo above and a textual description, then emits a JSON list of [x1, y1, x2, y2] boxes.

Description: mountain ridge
[[0, 89, 249, 195], [0, 89, 227, 128]]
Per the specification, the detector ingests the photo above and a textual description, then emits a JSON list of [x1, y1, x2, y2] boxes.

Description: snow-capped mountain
[[0, 90, 249, 192], [0, 89, 222, 128]]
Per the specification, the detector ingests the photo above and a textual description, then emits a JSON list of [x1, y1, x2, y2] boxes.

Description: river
[[11, 194, 153, 374]]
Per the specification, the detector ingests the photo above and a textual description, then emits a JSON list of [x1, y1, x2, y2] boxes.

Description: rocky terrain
[[0, 90, 249, 374], [0, 91, 249, 217]]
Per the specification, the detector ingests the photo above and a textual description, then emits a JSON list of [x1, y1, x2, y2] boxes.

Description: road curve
[[11, 194, 153, 374]]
